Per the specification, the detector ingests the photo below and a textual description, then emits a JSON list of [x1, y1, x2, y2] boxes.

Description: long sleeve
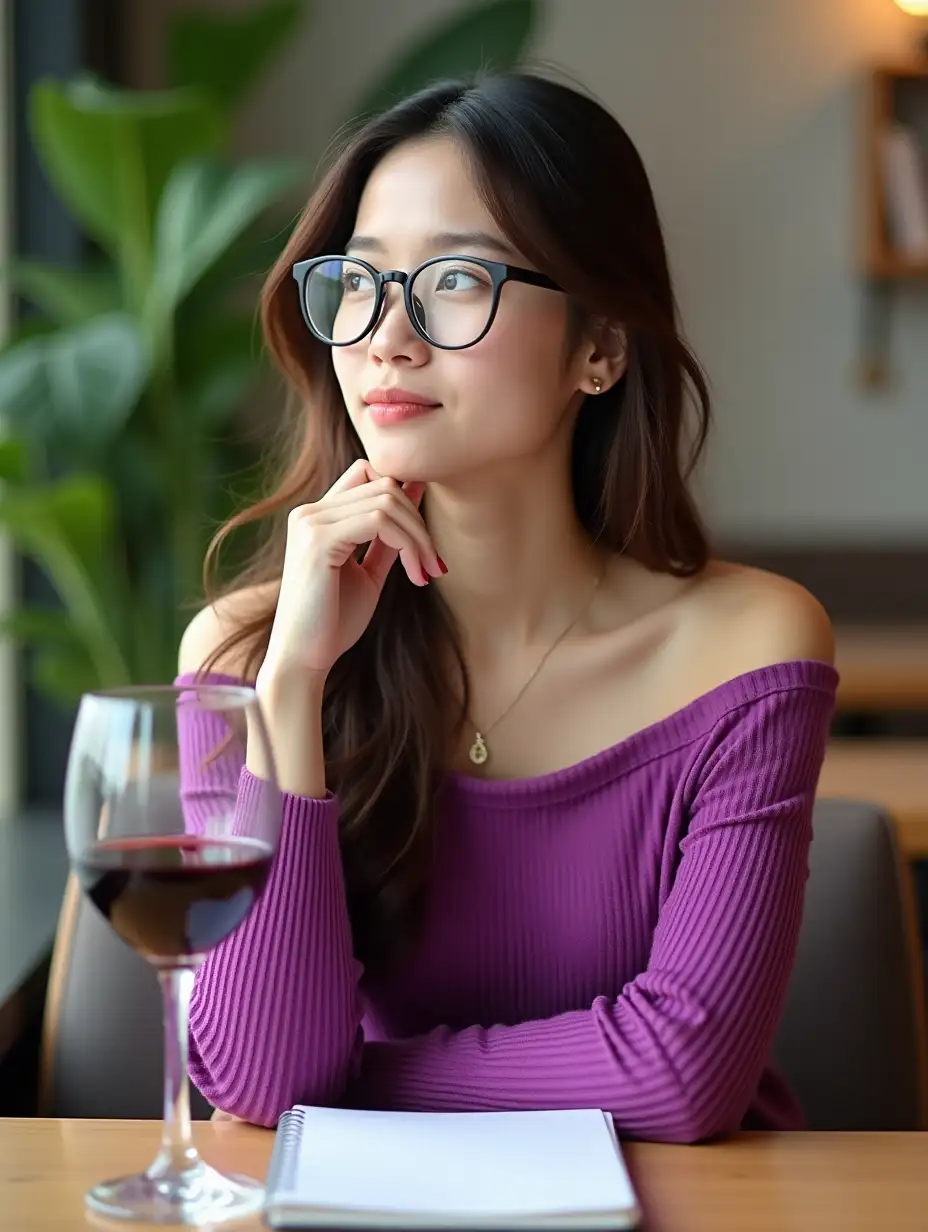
[[352, 682, 832, 1143], [176, 673, 363, 1127]]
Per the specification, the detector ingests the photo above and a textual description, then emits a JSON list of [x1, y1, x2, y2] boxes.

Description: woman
[[177, 71, 837, 1143]]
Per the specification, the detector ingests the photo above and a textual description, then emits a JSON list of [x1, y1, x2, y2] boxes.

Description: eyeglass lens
[[303, 258, 496, 347]]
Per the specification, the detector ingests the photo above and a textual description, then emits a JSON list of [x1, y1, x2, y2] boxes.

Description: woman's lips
[[363, 389, 441, 424], [365, 401, 439, 424]]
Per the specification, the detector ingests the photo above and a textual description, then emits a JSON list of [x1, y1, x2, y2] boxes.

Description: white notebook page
[[280, 1107, 637, 1219]]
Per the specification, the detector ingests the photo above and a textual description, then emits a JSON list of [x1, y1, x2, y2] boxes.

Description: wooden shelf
[[856, 63, 928, 382], [860, 63, 928, 279], [863, 254, 928, 278], [870, 60, 928, 82]]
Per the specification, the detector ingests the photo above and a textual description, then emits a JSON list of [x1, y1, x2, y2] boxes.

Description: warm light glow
[[895, 0, 928, 14]]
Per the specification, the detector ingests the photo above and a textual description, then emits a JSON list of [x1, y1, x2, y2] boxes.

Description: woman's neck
[[424, 459, 604, 660]]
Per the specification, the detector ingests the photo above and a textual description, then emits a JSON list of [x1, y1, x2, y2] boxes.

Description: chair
[[772, 797, 928, 1130], [40, 774, 214, 1119]]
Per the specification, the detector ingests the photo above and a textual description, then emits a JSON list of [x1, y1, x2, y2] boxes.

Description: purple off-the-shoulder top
[[175, 659, 838, 1143]]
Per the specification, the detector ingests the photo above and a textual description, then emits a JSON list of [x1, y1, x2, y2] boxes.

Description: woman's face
[[330, 137, 592, 483]]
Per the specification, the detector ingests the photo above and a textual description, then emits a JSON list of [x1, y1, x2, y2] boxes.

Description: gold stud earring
[[592, 377, 603, 393]]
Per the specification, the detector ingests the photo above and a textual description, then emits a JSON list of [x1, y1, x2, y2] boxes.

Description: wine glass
[[63, 683, 281, 1226]]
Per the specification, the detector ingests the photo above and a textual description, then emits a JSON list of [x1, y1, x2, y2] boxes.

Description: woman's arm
[[175, 588, 363, 1127], [352, 677, 835, 1144], [178, 684, 363, 1126], [175, 457, 443, 1124]]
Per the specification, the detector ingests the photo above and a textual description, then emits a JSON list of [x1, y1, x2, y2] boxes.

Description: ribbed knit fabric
[[176, 659, 837, 1143]]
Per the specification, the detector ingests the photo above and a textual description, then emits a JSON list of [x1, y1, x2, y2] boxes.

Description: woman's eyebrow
[[428, 231, 518, 258], [345, 235, 384, 253], [345, 230, 518, 259]]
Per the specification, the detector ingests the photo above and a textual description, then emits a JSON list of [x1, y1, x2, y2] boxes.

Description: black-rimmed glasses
[[292, 254, 564, 350]]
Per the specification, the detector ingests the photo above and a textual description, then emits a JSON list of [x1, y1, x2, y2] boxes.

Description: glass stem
[[148, 966, 200, 1179]]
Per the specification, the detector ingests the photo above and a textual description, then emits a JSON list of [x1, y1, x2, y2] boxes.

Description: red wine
[[75, 834, 273, 960]]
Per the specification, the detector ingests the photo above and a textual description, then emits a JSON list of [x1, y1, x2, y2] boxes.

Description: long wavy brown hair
[[202, 71, 712, 969]]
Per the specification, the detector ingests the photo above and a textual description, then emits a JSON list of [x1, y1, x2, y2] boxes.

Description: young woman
[[177, 71, 837, 1144]]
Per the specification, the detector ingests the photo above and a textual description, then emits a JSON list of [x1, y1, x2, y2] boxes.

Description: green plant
[[0, 0, 538, 706]]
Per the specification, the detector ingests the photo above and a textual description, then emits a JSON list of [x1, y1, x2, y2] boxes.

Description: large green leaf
[[0, 436, 28, 484], [198, 212, 295, 289], [0, 313, 148, 454], [29, 77, 225, 301], [168, 0, 306, 114], [0, 476, 130, 686], [132, 548, 187, 680], [31, 643, 101, 705], [1, 475, 115, 585], [7, 258, 121, 325], [37, 475, 116, 577], [353, 0, 538, 120], [148, 159, 302, 326], [6, 317, 60, 346], [0, 606, 80, 646], [107, 434, 166, 537], [184, 357, 260, 430], [176, 312, 263, 429], [175, 214, 294, 344]]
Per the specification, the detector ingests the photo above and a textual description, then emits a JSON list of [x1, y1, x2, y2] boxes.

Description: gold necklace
[[467, 564, 606, 767]]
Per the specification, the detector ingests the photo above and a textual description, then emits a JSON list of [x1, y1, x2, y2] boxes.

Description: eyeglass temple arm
[[506, 266, 563, 292]]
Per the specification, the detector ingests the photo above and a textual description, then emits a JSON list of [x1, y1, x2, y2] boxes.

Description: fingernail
[[437, 556, 448, 574]]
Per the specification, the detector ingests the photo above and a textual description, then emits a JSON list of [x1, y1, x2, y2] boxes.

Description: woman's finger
[[313, 493, 442, 577], [326, 509, 430, 585], [319, 476, 422, 520], [362, 482, 429, 589], [322, 458, 381, 498]]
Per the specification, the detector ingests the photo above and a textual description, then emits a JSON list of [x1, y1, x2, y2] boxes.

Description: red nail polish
[[437, 556, 448, 574]]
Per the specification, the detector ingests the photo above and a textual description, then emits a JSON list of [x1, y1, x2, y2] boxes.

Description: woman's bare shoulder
[[178, 582, 279, 679], [680, 559, 835, 676]]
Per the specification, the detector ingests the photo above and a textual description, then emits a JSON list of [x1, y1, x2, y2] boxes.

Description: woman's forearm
[[188, 775, 362, 1126], [250, 665, 328, 798], [179, 671, 361, 1126]]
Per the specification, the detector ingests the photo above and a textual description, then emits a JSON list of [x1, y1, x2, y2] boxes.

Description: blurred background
[[1, 0, 928, 1119]]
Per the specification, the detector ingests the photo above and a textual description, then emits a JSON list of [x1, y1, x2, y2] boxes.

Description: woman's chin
[[363, 448, 442, 485]]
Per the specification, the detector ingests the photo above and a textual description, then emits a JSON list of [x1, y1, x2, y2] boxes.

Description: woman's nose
[[368, 282, 430, 365]]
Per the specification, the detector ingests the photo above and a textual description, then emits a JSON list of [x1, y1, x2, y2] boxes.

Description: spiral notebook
[[263, 1106, 641, 1230]]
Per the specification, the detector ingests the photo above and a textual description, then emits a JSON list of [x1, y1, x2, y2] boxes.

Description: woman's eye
[[437, 268, 484, 292], [343, 271, 373, 293]]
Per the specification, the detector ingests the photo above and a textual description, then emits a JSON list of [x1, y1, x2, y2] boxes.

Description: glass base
[[85, 1161, 264, 1226]]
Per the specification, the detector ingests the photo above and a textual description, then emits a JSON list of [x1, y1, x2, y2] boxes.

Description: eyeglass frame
[[291, 253, 565, 351]]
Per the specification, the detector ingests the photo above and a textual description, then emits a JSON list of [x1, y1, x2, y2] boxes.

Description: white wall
[[132, 0, 928, 545]]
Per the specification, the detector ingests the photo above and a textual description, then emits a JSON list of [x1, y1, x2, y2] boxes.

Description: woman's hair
[[203, 71, 711, 969]]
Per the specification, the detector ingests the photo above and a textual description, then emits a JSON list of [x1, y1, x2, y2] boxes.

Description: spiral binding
[[266, 1106, 307, 1202]]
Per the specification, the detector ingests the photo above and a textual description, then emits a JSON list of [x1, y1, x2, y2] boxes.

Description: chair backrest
[[773, 797, 928, 1130], [41, 774, 214, 1119]]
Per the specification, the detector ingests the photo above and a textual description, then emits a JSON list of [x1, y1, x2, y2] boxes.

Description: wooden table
[[2, 1119, 927, 1232], [819, 739, 928, 859], [835, 626, 928, 711]]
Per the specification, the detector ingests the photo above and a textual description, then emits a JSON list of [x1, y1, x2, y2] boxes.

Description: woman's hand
[[258, 460, 444, 687]]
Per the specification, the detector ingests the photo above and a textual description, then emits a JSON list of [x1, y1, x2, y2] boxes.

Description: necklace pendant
[[469, 732, 489, 765]]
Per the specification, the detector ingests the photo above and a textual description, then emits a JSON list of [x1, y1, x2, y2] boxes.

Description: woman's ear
[[580, 318, 627, 396]]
